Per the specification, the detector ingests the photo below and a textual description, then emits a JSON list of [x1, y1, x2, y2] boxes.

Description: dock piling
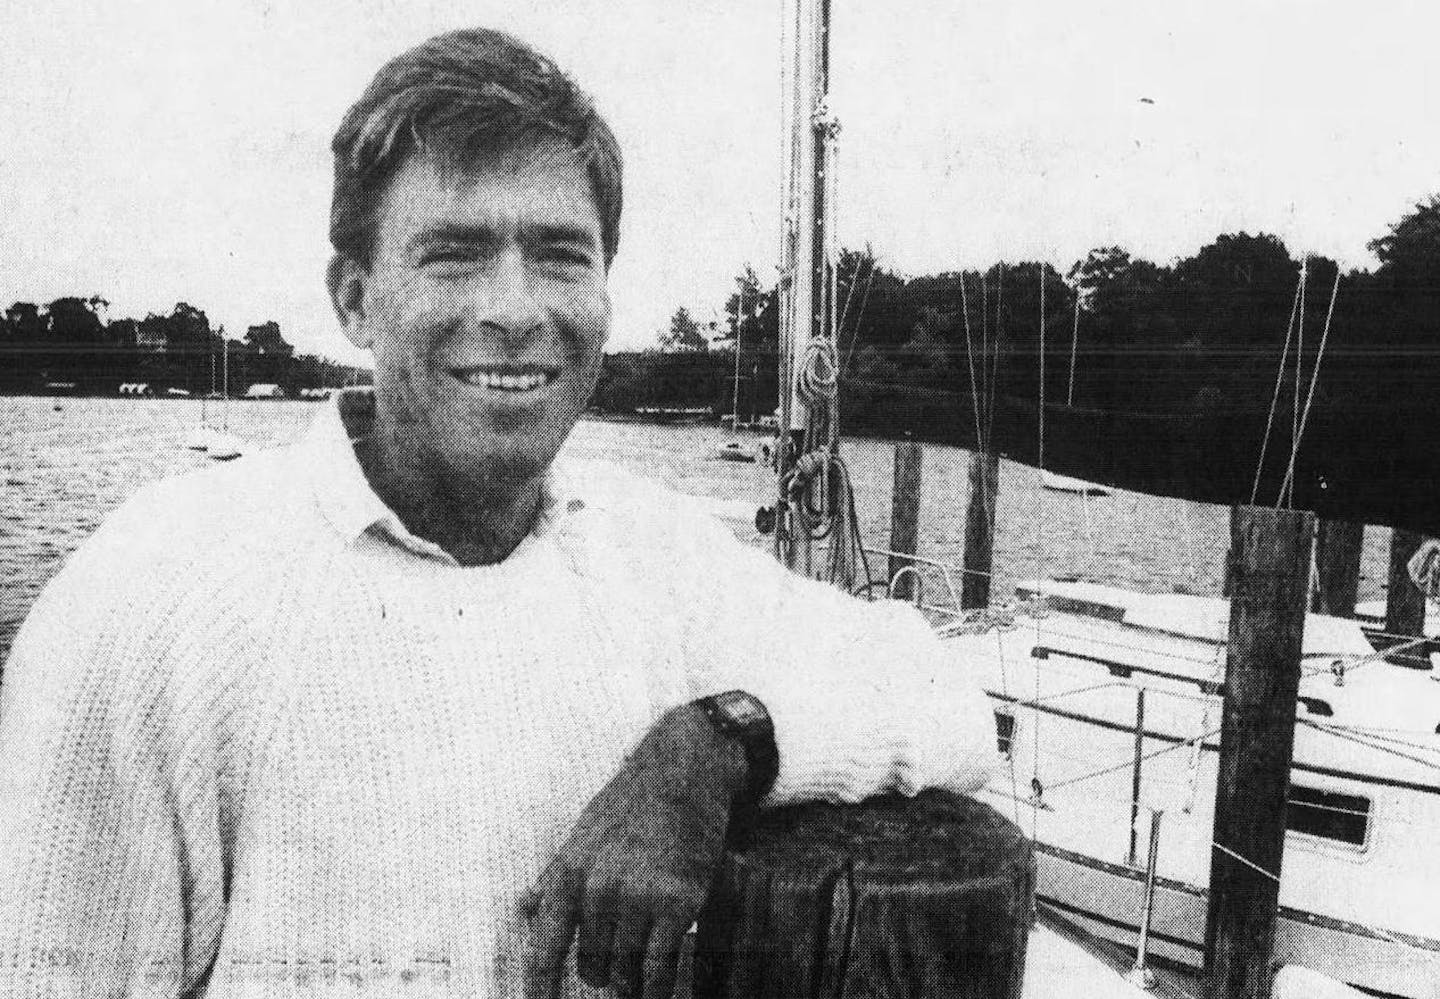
[[1312, 518, 1363, 616], [1203, 505, 1313, 999], [693, 791, 1033, 998], [962, 450, 1000, 609], [888, 441, 923, 601]]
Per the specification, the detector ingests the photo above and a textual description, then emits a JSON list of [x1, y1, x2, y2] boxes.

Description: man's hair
[[329, 28, 623, 268]]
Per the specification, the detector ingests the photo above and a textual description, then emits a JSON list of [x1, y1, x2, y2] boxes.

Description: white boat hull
[[1030, 840, 1440, 998], [934, 579, 1440, 998], [1040, 471, 1110, 495], [712, 440, 768, 463]]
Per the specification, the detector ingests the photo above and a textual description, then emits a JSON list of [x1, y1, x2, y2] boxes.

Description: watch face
[[715, 690, 767, 726]]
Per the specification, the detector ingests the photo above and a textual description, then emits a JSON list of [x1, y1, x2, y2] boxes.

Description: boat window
[[1286, 784, 1370, 846], [994, 710, 1016, 758]]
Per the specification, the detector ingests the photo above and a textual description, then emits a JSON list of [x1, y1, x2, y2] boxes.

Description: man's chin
[[439, 437, 561, 498]]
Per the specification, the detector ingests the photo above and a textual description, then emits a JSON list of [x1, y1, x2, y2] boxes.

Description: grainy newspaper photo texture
[[2, 2, 1438, 997]]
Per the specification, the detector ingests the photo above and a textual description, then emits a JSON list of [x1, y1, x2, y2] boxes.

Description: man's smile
[[448, 365, 560, 392]]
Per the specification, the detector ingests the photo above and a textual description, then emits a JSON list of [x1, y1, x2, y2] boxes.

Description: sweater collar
[[301, 387, 581, 564]]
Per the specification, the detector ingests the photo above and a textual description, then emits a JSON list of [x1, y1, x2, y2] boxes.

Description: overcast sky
[[2, 1, 1436, 361]]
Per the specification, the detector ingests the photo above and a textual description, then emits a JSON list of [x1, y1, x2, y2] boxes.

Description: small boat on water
[[184, 426, 221, 452], [205, 431, 244, 462], [1041, 470, 1110, 496], [184, 336, 247, 461], [712, 440, 769, 463]]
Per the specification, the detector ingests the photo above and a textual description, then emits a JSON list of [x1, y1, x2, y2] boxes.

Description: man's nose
[[469, 250, 545, 344]]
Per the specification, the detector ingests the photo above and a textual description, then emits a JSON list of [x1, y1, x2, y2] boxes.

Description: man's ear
[[326, 254, 372, 349]]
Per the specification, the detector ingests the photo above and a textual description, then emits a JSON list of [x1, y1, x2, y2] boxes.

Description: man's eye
[[420, 248, 476, 266], [538, 247, 592, 268]]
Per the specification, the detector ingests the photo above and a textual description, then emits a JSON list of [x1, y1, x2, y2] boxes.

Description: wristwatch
[[694, 690, 779, 805]]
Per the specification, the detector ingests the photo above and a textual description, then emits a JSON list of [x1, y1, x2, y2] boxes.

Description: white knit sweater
[[0, 393, 999, 997]]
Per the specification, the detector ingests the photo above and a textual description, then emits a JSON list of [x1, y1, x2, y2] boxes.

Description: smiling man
[[327, 137, 611, 567], [0, 28, 999, 999]]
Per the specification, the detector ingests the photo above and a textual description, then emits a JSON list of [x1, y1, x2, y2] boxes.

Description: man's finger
[[607, 904, 652, 998], [522, 867, 582, 999], [640, 919, 689, 999], [576, 885, 616, 989]]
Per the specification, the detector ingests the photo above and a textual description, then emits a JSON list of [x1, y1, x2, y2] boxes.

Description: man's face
[[334, 138, 610, 493]]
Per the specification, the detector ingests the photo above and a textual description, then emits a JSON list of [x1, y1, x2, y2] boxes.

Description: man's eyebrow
[[407, 223, 501, 250], [521, 223, 601, 248], [407, 222, 600, 250]]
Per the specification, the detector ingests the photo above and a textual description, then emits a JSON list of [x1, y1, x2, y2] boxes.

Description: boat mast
[[221, 332, 230, 430], [1067, 287, 1080, 407], [730, 282, 745, 427], [775, 0, 840, 566]]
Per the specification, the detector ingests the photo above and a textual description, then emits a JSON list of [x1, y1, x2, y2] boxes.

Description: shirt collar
[[300, 387, 583, 563]]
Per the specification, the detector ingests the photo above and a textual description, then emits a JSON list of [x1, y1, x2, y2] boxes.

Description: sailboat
[[183, 338, 221, 451], [1040, 292, 1109, 495], [918, 574, 1440, 998], [757, 4, 1440, 992], [712, 282, 767, 463], [761, 3, 1195, 995], [206, 335, 244, 461], [921, 270, 1439, 994]]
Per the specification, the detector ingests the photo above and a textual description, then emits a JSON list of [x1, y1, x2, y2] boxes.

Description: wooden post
[[889, 441, 923, 601], [1204, 506, 1313, 999], [1385, 529, 1426, 667], [692, 791, 1033, 999], [962, 451, 1000, 610], [1312, 519, 1363, 616]]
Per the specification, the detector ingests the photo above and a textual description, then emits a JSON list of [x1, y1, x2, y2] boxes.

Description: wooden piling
[[692, 791, 1033, 999], [1311, 518, 1363, 616], [889, 441, 923, 601], [1204, 505, 1313, 999], [961, 451, 1000, 610], [1385, 529, 1426, 665]]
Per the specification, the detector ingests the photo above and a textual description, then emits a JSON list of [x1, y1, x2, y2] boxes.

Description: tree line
[[0, 298, 365, 396], [598, 195, 1440, 441]]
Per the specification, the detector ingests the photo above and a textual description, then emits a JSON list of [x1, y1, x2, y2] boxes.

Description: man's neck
[[342, 400, 545, 567]]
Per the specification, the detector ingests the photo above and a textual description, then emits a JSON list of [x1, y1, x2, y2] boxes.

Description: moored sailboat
[[920, 573, 1440, 997], [752, 0, 1440, 993]]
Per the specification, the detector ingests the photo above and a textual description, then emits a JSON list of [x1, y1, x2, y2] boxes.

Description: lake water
[[0, 395, 1397, 667]]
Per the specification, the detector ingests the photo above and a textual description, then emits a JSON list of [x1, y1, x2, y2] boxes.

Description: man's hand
[[522, 703, 749, 999]]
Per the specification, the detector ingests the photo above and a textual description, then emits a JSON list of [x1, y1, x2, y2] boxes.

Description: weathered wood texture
[[1311, 518, 1363, 616], [693, 790, 1033, 999], [961, 452, 999, 610], [888, 442, 923, 601], [1384, 529, 1427, 666], [1204, 506, 1313, 999]]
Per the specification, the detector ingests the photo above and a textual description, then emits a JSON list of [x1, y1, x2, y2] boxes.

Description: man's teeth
[[454, 369, 555, 391]]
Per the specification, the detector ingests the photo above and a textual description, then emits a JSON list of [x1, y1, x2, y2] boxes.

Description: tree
[[45, 296, 109, 344], [3, 302, 45, 341], [721, 266, 764, 349], [1368, 193, 1440, 290], [660, 307, 707, 353], [108, 318, 140, 348], [163, 302, 214, 351], [1067, 247, 1134, 310], [245, 320, 295, 357], [1360, 194, 1440, 402]]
